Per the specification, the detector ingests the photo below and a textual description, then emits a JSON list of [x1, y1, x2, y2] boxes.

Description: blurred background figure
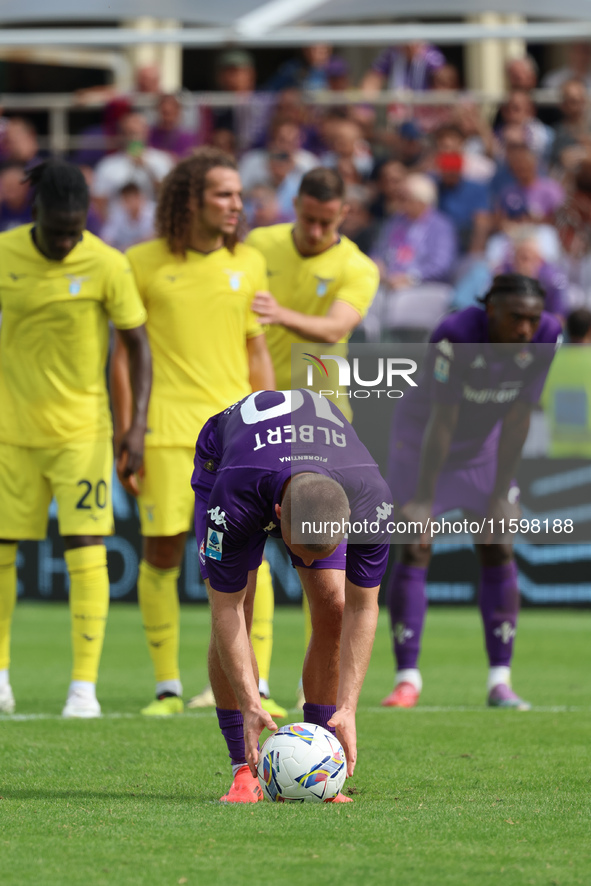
[[362, 41, 446, 94], [265, 44, 334, 92], [338, 184, 379, 255], [99, 182, 156, 252], [550, 79, 591, 176], [434, 137, 492, 256], [212, 50, 272, 153], [148, 94, 201, 160], [495, 144, 564, 226], [543, 42, 591, 90], [92, 111, 173, 220], [0, 118, 42, 169], [367, 173, 456, 339], [243, 184, 283, 228], [495, 89, 554, 161], [321, 117, 374, 183], [0, 163, 32, 231], [369, 159, 407, 221]]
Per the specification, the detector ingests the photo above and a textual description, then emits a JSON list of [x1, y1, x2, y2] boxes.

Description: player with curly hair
[[110, 147, 276, 717]]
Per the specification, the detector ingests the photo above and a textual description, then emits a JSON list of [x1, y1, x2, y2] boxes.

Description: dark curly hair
[[26, 160, 89, 213], [480, 273, 546, 304], [156, 147, 239, 256]]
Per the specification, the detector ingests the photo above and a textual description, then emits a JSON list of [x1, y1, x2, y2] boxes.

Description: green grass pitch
[[1, 603, 590, 886]]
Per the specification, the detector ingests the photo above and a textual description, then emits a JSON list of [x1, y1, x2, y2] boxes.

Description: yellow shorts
[[0, 439, 114, 540], [138, 447, 195, 537]]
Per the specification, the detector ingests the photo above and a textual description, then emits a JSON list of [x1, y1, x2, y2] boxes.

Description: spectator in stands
[[212, 50, 272, 153], [339, 185, 379, 255], [0, 118, 42, 169], [543, 42, 591, 91], [243, 184, 284, 228], [321, 118, 373, 183], [265, 44, 333, 92], [99, 182, 156, 252], [73, 98, 132, 169], [369, 159, 407, 221], [555, 160, 591, 308], [495, 144, 564, 226], [0, 163, 32, 231], [326, 56, 351, 92], [92, 111, 173, 220], [148, 94, 200, 160], [366, 173, 456, 338], [239, 120, 317, 220], [434, 141, 491, 255], [550, 79, 591, 175], [362, 42, 445, 93], [499, 233, 568, 319], [433, 122, 496, 185], [395, 120, 429, 170], [495, 90, 554, 161], [415, 63, 460, 133], [506, 56, 538, 91], [454, 101, 496, 160]]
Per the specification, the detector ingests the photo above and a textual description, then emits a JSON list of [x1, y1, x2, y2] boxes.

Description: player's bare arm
[[246, 333, 276, 391], [251, 295, 361, 344], [115, 325, 152, 496], [206, 579, 277, 775], [328, 579, 380, 777], [109, 331, 132, 454]]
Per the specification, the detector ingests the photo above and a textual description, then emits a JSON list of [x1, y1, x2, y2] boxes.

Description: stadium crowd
[[2, 42, 591, 340]]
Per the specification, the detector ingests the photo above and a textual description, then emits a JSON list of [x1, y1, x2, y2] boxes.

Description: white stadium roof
[[2, 0, 591, 45]]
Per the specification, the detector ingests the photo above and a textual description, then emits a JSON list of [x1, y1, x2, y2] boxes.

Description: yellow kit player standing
[[0, 160, 151, 717], [110, 148, 276, 717]]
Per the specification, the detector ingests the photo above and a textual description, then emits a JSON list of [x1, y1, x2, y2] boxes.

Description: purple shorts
[[388, 452, 516, 518]]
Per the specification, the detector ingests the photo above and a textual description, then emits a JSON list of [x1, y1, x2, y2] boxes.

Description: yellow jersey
[[0, 224, 147, 448], [126, 238, 266, 447], [245, 224, 379, 420]]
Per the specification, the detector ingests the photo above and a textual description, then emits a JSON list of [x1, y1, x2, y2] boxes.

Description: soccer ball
[[257, 722, 347, 803]]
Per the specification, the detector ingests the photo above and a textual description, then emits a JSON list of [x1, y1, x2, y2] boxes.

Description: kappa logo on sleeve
[[205, 528, 223, 560], [207, 506, 228, 529]]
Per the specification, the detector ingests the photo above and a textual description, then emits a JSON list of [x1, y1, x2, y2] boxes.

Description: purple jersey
[[192, 390, 392, 593], [392, 306, 562, 466]]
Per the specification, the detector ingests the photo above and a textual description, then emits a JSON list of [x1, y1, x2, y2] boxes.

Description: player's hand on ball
[[328, 709, 356, 777], [244, 706, 277, 777]]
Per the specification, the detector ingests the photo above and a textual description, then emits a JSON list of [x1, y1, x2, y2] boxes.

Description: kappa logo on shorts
[[205, 528, 223, 560]]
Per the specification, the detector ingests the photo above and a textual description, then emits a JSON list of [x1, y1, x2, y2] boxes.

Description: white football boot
[[0, 682, 15, 714], [62, 687, 101, 719]]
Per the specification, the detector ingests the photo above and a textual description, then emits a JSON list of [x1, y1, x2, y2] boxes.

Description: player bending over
[[192, 389, 392, 802], [0, 161, 151, 717], [383, 273, 561, 710]]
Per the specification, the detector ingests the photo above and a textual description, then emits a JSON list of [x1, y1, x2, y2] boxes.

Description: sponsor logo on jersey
[[224, 269, 244, 291], [314, 275, 334, 297], [263, 521, 276, 532], [462, 384, 520, 404], [205, 528, 223, 560], [65, 274, 89, 296], [207, 506, 228, 529], [515, 349, 534, 369]]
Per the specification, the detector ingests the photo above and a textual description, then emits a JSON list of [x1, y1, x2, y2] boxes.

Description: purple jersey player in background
[[191, 389, 392, 803], [383, 274, 561, 711]]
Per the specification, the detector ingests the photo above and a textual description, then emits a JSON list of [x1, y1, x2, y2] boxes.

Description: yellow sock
[[138, 560, 180, 684], [303, 591, 312, 649], [65, 545, 109, 684], [251, 558, 274, 690], [0, 544, 18, 672]]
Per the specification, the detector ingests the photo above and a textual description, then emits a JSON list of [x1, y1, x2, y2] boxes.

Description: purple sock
[[479, 562, 520, 667], [303, 702, 336, 735], [216, 708, 246, 767], [386, 563, 428, 670]]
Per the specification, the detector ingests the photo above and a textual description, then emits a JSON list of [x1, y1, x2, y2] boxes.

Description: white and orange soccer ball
[[257, 723, 347, 802]]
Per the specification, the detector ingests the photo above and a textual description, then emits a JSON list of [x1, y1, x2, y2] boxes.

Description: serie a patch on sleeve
[[205, 527, 223, 560]]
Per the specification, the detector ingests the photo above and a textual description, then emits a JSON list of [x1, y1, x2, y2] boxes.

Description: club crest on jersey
[[515, 349, 534, 369], [224, 269, 244, 291], [434, 355, 450, 383], [205, 528, 223, 560], [314, 275, 334, 297], [65, 274, 89, 296]]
